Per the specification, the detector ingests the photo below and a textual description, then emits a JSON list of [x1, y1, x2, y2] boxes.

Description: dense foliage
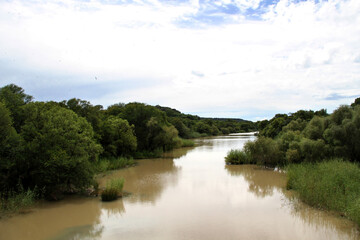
[[227, 98, 360, 166], [0, 84, 252, 200]]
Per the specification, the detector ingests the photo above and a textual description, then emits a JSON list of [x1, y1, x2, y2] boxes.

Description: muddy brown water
[[0, 134, 359, 240]]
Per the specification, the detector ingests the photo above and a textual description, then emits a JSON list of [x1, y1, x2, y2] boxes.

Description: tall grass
[[95, 157, 135, 173], [180, 138, 195, 147], [101, 178, 125, 202], [287, 159, 360, 225], [0, 188, 37, 216], [134, 149, 163, 159]]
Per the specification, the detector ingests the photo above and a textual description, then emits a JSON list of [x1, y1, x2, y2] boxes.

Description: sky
[[0, 0, 359, 121]]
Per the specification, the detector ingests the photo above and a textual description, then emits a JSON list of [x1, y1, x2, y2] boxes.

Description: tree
[[169, 117, 191, 138], [100, 116, 137, 157], [0, 102, 23, 191], [119, 102, 178, 151], [106, 103, 125, 116], [324, 106, 360, 161], [303, 116, 326, 140], [20, 102, 102, 195], [62, 98, 104, 140], [351, 97, 360, 108], [244, 136, 284, 167], [0, 84, 33, 131]]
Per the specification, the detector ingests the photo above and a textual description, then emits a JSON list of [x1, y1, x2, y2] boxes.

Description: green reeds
[[101, 178, 125, 202], [287, 159, 360, 226]]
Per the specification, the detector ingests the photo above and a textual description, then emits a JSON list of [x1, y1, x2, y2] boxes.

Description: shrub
[[244, 137, 284, 167], [225, 149, 253, 165]]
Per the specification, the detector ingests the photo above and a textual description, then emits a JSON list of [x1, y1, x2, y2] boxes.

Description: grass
[[225, 149, 254, 165], [0, 188, 37, 216], [134, 149, 163, 159], [101, 178, 125, 202], [286, 159, 360, 226], [95, 157, 135, 173], [180, 138, 195, 147]]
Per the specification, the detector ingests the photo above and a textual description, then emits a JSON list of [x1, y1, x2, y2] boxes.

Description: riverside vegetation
[[226, 97, 360, 225], [0, 84, 255, 215], [101, 178, 125, 202]]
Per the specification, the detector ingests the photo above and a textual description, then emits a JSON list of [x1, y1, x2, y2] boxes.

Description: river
[[0, 134, 359, 240]]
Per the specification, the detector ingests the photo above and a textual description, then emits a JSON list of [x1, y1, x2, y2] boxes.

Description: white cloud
[[0, 0, 359, 120]]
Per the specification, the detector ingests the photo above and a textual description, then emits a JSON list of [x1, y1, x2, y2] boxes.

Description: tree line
[[0, 84, 255, 198], [227, 98, 360, 166]]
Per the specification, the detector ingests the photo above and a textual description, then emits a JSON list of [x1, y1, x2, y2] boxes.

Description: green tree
[[244, 137, 284, 166], [20, 102, 102, 195], [120, 102, 179, 151], [62, 98, 104, 140], [100, 116, 137, 157], [106, 103, 125, 116], [169, 117, 191, 138], [282, 119, 307, 133], [0, 84, 33, 131], [351, 97, 360, 108], [299, 138, 329, 163], [324, 106, 360, 161], [0, 102, 23, 191], [302, 116, 326, 140]]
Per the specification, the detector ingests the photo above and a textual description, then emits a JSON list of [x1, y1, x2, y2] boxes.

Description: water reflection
[[50, 224, 104, 240], [225, 165, 286, 198], [162, 147, 195, 159], [101, 198, 126, 217], [286, 197, 360, 240], [50, 198, 126, 240]]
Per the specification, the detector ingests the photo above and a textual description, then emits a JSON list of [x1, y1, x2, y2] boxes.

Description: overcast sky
[[0, 0, 359, 120]]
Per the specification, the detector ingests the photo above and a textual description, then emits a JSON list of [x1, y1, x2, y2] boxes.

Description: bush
[[101, 178, 125, 202], [287, 160, 360, 225], [244, 137, 284, 167], [225, 149, 253, 165]]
